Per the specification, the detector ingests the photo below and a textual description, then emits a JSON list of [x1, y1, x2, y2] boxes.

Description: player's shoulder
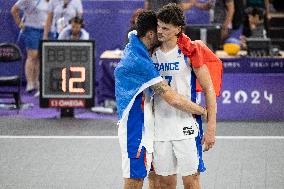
[[81, 29, 89, 40]]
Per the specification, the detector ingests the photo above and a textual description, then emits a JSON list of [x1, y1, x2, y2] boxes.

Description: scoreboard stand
[[60, 108, 74, 118], [40, 40, 95, 118]]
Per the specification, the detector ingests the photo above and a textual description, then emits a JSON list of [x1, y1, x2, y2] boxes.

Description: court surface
[[0, 118, 283, 189]]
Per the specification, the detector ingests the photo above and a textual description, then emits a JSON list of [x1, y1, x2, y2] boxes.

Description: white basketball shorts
[[121, 147, 153, 179], [153, 138, 199, 176]]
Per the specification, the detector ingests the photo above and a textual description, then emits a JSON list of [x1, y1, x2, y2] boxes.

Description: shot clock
[[40, 41, 95, 108]]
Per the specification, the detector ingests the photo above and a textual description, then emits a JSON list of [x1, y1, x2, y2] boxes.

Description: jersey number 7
[[162, 75, 173, 86]]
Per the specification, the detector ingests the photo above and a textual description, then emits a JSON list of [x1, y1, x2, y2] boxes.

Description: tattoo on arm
[[151, 82, 168, 95]]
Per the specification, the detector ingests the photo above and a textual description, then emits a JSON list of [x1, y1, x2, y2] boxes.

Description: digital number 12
[[62, 67, 85, 93]]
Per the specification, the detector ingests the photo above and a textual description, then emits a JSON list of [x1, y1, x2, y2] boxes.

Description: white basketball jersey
[[152, 45, 199, 141]]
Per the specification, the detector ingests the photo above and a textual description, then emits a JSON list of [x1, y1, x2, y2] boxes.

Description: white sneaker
[[34, 91, 40, 97], [26, 83, 35, 92]]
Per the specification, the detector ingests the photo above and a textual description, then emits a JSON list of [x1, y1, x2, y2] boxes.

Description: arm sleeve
[[47, 0, 55, 13], [15, 0, 27, 11]]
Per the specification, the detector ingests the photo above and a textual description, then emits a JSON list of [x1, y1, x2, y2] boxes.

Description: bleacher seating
[[268, 13, 284, 50]]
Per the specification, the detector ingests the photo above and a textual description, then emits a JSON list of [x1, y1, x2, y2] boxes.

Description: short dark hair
[[70, 16, 84, 27], [246, 7, 265, 20], [157, 3, 185, 27], [136, 10, 157, 37]]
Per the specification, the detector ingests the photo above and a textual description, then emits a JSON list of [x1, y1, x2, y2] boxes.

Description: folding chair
[[0, 43, 23, 109]]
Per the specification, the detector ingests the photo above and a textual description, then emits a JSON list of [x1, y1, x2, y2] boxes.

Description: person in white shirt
[[43, 0, 83, 39], [11, 0, 50, 94], [151, 3, 217, 189], [58, 16, 89, 40]]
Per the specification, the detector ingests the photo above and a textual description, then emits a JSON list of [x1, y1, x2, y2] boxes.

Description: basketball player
[[114, 10, 207, 189], [151, 3, 217, 189]]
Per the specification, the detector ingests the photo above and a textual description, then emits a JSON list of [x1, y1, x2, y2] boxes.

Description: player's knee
[[124, 178, 144, 189], [148, 171, 161, 189], [27, 54, 38, 63], [159, 175, 176, 189], [160, 181, 175, 189], [182, 173, 200, 189]]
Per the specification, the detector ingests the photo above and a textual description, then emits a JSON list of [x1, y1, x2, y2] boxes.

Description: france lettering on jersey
[[152, 45, 199, 141]]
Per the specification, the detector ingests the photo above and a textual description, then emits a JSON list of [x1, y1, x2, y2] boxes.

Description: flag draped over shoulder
[[114, 31, 163, 123], [177, 33, 223, 97]]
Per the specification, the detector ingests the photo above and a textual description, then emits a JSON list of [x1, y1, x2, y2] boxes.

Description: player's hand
[[202, 127, 216, 152], [266, 13, 271, 20], [43, 34, 48, 40], [19, 21, 25, 30]]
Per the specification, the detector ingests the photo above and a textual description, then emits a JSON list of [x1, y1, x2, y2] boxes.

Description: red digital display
[[40, 41, 95, 108]]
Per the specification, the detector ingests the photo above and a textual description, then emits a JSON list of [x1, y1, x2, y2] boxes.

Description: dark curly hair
[[136, 10, 157, 37], [130, 8, 145, 27], [157, 3, 185, 27]]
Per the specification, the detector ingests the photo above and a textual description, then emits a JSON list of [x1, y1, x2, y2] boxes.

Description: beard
[[148, 40, 162, 55]]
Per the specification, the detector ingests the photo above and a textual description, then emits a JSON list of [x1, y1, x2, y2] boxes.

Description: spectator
[[245, 0, 270, 18], [212, 0, 235, 40], [232, 0, 245, 30], [183, 0, 211, 24], [11, 0, 50, 95], [43, 0, 83, 39], [58, 16, 89, 40], [240, 7, 266, 48], [243, 7, 266, 38], [243, 7, 265, 38]]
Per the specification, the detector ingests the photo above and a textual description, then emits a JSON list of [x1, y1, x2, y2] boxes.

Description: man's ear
[[147, 30, 156, 39], [146, 30, 153, 38], [176, 26, 182, 36]]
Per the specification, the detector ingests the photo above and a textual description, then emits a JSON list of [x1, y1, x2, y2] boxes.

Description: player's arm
[[193, 0, 213, 10], [194, 65, 216, 129], [151, 80, 207, 117], [264, 0, 270, 19], [43, 12, 53, 40], [180, 0, 195, 11], [11, 4, 23, 29], [193, 64, 216, 151], [222, 0, 234, 38]]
